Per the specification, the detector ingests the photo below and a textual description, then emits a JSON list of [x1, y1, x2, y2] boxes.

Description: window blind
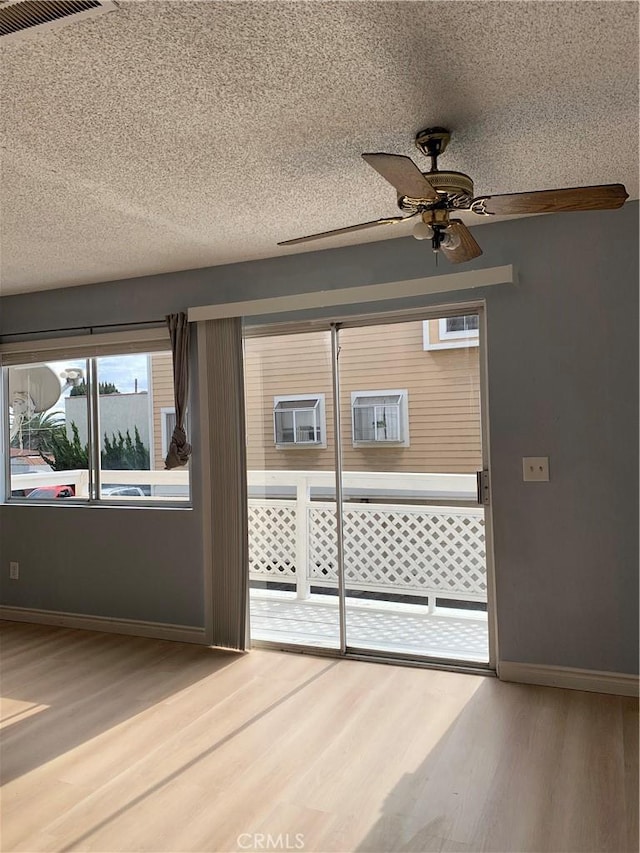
[[0, 328, 170, 366], [199, 317, 249, 650]]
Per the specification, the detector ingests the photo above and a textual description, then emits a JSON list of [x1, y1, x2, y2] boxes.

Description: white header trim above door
[[188, 265, 515, 322]]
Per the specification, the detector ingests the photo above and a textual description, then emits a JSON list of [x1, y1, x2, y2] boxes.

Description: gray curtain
[[165, 312, 192, 469]]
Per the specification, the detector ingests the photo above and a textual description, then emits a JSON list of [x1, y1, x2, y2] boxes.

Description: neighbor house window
[[3, 346, 190, 504], [439, 315, 479, 339], [273, 395, 325, 447], [161, 407, 177, 458], [423, 314, 480, 350], [351, 390, 409, 446]]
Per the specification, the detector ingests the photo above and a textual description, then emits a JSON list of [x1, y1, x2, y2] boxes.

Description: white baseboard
[[0, 605, 207, 645], [498, 660, 639, 697]]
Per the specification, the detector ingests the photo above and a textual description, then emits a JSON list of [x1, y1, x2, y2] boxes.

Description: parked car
[[101, 486, 146, 498], [26, 485, 75, 499]]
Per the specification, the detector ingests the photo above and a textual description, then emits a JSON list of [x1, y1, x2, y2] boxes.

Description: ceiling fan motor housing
[[398, 170, 474, 211]]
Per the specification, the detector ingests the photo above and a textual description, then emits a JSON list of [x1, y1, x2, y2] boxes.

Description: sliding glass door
[[244, 330, 341, 649], [244, 309, 491, 665], [338, 315, 489, 663]]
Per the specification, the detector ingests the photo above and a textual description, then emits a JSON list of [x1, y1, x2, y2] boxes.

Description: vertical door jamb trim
[[477, 303, 499, 668]]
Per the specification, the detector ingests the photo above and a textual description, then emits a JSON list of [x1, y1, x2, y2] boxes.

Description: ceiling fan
[[278, 127, 628, 264]]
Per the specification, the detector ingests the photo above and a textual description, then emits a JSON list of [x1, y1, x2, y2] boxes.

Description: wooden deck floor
[[250, 589, 489, 663], [1, 621, 637, 853]]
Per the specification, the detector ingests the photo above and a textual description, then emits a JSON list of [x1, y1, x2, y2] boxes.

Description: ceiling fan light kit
[[279, 127, 629, 264], [412, 220, 434, 241]]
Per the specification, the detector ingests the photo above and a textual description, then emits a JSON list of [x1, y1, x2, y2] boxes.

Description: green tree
[[69, 381, 120, 396], [68, 379, 86, 396], [102, 427, 150, 470], [46, 422, 150, 472], [10, 411, 65, 454], [133, 426, 150, 469], [48, 422, 89, 470]]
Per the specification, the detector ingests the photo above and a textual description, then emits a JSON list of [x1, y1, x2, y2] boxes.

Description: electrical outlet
[[9, 561, 19, 580], [523, 457, 550, 482]]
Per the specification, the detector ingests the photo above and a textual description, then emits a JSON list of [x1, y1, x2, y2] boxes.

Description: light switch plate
[[523, 457, 549, 482]]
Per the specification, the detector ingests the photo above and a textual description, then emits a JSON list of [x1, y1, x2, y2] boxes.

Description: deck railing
[[247, 470, 485, 607], [10, 468, 486, 607]]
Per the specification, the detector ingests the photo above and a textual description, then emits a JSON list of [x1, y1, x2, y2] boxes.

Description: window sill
[[274, 443, 326, 451], [352, 440, 408, 448], [423, 339, 479, 351], [4, 499, 193, 510]]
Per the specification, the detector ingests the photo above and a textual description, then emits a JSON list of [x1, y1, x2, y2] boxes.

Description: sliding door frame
[[330, 324, 348, 655], [244, 300, 498, 674]]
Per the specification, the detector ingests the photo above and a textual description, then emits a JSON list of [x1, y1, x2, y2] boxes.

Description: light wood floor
[[0, 621, 637, 853]]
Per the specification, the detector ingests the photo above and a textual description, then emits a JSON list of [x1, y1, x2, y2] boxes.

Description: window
[[440, 315, 479, 338], [4, 348, 190, 504], [161, 407, 177, 458], [423, 314, 480, 350], [273, 395, 325, 447], [351, 390, 409, 446], [6, 360, 90, 499]]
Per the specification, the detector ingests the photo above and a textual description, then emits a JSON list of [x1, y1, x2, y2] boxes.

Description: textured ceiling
[[0, 0, 638, 296]]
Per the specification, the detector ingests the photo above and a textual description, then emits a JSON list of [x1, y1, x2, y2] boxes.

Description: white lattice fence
[[308, 503, 486, 600], [248, 500, 297, 578]]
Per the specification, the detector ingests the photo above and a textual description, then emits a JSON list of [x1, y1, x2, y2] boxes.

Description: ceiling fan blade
[[440, 220, 483, 264], [478, 183, 628, 215], [278, 214, 415, 246], [362, 153, 439, 201]]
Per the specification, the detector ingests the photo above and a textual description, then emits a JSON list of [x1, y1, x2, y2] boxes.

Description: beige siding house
[[149, 353, 175, 470], [150, 318, 481, 474]]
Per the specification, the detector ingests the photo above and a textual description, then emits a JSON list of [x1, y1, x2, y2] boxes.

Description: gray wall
[[0, 504, 202, 625], [66, 392, 150, 450], [1, 203, 638, 673], [0, 333, 204, 628]]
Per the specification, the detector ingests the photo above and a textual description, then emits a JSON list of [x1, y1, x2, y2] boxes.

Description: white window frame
[[351, 389, 409, 447], [423, 315, 480, 350], [273, 394, 326, 449], [439, 315, 480, 340], [160, 406, 177, 459], [1, 336, 191, 507]]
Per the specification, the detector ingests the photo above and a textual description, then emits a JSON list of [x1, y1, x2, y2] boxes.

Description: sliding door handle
[[476, 469, 490, 505]]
